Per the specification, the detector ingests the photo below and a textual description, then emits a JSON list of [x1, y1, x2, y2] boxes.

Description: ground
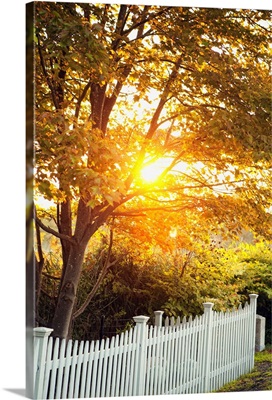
[[216, 347, 272, 392]]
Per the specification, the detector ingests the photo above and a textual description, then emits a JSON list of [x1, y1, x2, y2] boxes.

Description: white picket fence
[[34, 294, 258, 399]]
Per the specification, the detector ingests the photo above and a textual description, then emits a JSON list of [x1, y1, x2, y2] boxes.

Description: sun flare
[[140, 158, 171, 182], [141, 162, 163, 182], [140, 157, 177, 183], [140, 158, 190, 183]]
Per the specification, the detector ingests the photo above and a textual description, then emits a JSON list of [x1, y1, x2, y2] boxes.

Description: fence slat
[[84, 340, 95, 398], [96, 339, 105, 397], [99, 338, 109, 398], [109, 334, 120, 397], [79, 340, 90, 398], [123, 329, 135, 396], [91, 340, 100, 398], [42, 337, 53, 399], [55, 338, 66, 399], [73, 341, 84, 399], [48, 338, 59, 399], [149, 325, 159, 395], [144, 325, 153, 395], [67, 340, 78, 399], [189, 315, 198, 393], [104, 336, 115, 398], [154, 325, 164, 395], [61, 340, 72, 399], [173, 323, 181, 394]]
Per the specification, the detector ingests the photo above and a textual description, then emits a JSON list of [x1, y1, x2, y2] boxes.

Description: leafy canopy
[[35, 3, 271, 242]]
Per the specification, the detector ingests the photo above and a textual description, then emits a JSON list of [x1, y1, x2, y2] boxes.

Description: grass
[[216, 346, 272, 392]]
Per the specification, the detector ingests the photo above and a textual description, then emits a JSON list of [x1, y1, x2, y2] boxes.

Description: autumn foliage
[[34, 3, 272, 339]]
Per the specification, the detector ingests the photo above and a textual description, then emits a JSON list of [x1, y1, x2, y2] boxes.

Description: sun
[[141, 161, 163, 182], [140, 158, 171, 183], [140, 158, 190, 183]]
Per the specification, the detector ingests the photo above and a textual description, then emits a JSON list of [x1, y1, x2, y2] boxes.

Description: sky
[[0, 0, 270, 399]]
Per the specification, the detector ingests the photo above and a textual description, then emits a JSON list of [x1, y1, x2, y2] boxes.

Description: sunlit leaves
[[36, 110, 129, 205], [35, 2, 272, 241]]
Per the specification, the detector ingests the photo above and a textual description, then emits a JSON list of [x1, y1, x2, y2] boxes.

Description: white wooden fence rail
[[34, 294, 258, 399]]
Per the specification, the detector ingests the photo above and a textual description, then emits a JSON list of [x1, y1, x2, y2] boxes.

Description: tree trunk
[[50, 198, 105, 339], [57, 200, 72, 296], [51, 242, 87, 339], [34, 220, 44, 313]]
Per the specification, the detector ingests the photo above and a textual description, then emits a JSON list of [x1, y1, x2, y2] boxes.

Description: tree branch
[[73, 228, 117, 319], [75, 80, 92, 119], [36, 34, 60, 110], [35, 219, 44, 266], [42, 272, 61, 281], [122, 6, 171, 37], [113, 204, 197, 216], [124, 56, 183, 189], [34, 207, 76, 244]]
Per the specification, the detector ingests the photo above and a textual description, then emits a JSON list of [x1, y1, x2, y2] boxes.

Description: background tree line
[[37, 221, 272, 343]]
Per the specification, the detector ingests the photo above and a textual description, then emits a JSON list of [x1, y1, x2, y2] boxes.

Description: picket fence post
[[33, 327, 53, 399], [133, 315, 149, 396], [255, 315, 266, 352], [249, 294, 258, 368], [154, 310, 164, 328], [203, 302, 214, 393]]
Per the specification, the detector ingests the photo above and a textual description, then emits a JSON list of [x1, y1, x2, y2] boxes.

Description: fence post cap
[[154, 310, 164, 316], [33, 327, 53, 337], [133, 315, 149, 324], [203, 302, 214, 309], [249, 293, 258, 299]]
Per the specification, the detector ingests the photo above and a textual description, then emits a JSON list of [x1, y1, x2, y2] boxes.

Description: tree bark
[[51, 242, 87, 339], [51, 198, 104, 339], [35, 220, 44, 313], [57, 200, 72, 295]]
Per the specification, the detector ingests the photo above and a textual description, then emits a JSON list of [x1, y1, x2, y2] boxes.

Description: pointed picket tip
[[110, 335, 116, 346], [66, 339, 72, 351], [60, 338, 67, 351], [114, 333, 120, 346], [78, 340, 85, 352], [124, 329, 129, 340]]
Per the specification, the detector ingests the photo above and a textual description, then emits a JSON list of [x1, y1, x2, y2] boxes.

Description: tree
[[34, 3, 272, 339]]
